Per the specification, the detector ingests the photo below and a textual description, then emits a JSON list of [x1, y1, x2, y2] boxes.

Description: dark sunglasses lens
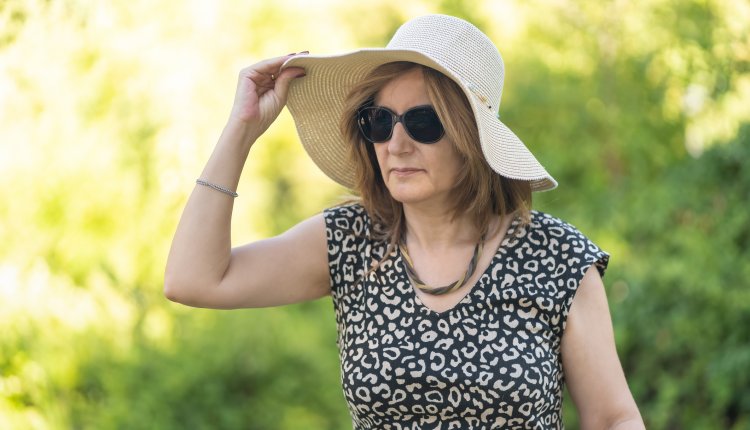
[[405, 107, 443, 143], [358, 108, 393, 143], [367, 108, 394, 142]]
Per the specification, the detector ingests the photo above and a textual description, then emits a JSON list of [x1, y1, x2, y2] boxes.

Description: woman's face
[[372, 68, 462, 209]]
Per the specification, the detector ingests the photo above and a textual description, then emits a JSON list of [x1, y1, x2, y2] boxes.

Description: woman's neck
[[401, 204, 482, 251]]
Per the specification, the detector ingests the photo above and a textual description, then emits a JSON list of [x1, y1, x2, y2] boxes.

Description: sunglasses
[[356, 105, 445, 144]]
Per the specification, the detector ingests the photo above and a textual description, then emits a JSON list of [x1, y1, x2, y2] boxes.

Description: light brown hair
[[340, 61, 532, 250]]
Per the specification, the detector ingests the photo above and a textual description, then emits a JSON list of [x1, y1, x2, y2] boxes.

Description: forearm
[[164, 119, 260, 301]]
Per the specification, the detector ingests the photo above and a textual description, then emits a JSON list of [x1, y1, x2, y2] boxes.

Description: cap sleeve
[[534, 213, 610, 335]]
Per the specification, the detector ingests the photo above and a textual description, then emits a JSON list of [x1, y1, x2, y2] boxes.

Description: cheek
[[438, 165, 461, 189], [435, 147, 464, 183], [373, 145, 388, 171]]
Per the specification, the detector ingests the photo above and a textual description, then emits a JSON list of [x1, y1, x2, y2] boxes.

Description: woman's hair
[[340, 61, 532, 250]]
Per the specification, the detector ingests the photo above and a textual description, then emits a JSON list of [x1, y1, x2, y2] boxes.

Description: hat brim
[[282, 50, 557, 192]]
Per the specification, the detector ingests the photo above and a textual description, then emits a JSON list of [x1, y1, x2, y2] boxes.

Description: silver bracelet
[[196, 179, 238, 198]]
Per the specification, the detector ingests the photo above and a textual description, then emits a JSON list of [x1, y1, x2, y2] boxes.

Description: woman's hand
[[228, 53, 307, 135]]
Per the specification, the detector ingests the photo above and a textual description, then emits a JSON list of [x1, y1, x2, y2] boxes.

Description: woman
[[165, 14, 644, 429]]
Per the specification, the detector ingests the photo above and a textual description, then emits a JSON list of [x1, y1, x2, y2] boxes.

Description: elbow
[[163, 273, 199, 305], [163, 272, 221, 308], [163, 274, 185, 304], [163, 284, 179, 304]]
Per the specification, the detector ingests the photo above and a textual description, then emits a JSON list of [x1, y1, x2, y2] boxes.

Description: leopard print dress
[[324, 203, 609, 429]]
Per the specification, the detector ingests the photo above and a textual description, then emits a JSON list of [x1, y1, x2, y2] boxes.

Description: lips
[[391, 167, 424, 177]]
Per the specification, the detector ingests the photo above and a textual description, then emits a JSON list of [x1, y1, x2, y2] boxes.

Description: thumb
[[273, 67, 307, 104]]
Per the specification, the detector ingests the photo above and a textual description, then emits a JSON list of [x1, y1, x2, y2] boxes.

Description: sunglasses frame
[[356, 104, 445, 144]]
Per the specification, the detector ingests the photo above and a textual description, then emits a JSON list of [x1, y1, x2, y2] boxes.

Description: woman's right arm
[[163, 54, 330, 309]]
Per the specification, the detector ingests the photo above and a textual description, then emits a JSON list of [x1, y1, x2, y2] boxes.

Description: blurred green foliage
[[1, 0, 748, 429], [611, 126, 750, 429]]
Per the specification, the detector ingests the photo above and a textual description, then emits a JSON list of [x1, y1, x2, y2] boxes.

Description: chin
[[387, 186, 439, 206], [387, 190, 421, 204]]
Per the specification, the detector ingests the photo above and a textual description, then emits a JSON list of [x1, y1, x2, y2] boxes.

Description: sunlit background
[[1, 0, 749, 428]]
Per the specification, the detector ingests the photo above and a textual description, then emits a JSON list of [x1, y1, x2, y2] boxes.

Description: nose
[[386, 122, 414, 155]]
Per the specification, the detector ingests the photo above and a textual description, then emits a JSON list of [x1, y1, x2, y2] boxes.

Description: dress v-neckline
[[398, 215, 522, 317]]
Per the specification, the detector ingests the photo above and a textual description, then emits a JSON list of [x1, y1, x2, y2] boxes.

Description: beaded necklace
[[398, 235, 485, 296]]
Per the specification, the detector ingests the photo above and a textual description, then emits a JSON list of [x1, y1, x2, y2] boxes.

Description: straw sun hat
[[282, 14, 557, 192]]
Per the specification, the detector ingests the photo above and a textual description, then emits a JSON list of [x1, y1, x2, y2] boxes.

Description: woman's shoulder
[[525, 209, 610, 275], [525, 210, 601, 247], [323, 201, 372, 239], [527, 210, 605, 236], [528, 210, 588, 235], [324, 201, 368, 222]]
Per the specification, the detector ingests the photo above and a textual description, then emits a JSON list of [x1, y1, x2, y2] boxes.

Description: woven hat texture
[[282, 14, 557, 191]]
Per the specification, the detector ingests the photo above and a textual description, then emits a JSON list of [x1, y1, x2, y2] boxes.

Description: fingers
[[255, 52, 301, 73], [252, 51, 309, 80], [229, 52, 307, 125], [271, 66, 306, 101], [258, 51, 308, 101], [240, 52, 308, 93]]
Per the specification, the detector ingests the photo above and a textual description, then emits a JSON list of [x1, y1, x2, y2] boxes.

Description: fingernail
[[287, 52, 297, 56], [299, 50, 310, 54]]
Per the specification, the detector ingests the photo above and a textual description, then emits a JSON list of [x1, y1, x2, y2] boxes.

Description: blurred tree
[[612, 124, 750, 429], [497, 0, 750, 427]]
